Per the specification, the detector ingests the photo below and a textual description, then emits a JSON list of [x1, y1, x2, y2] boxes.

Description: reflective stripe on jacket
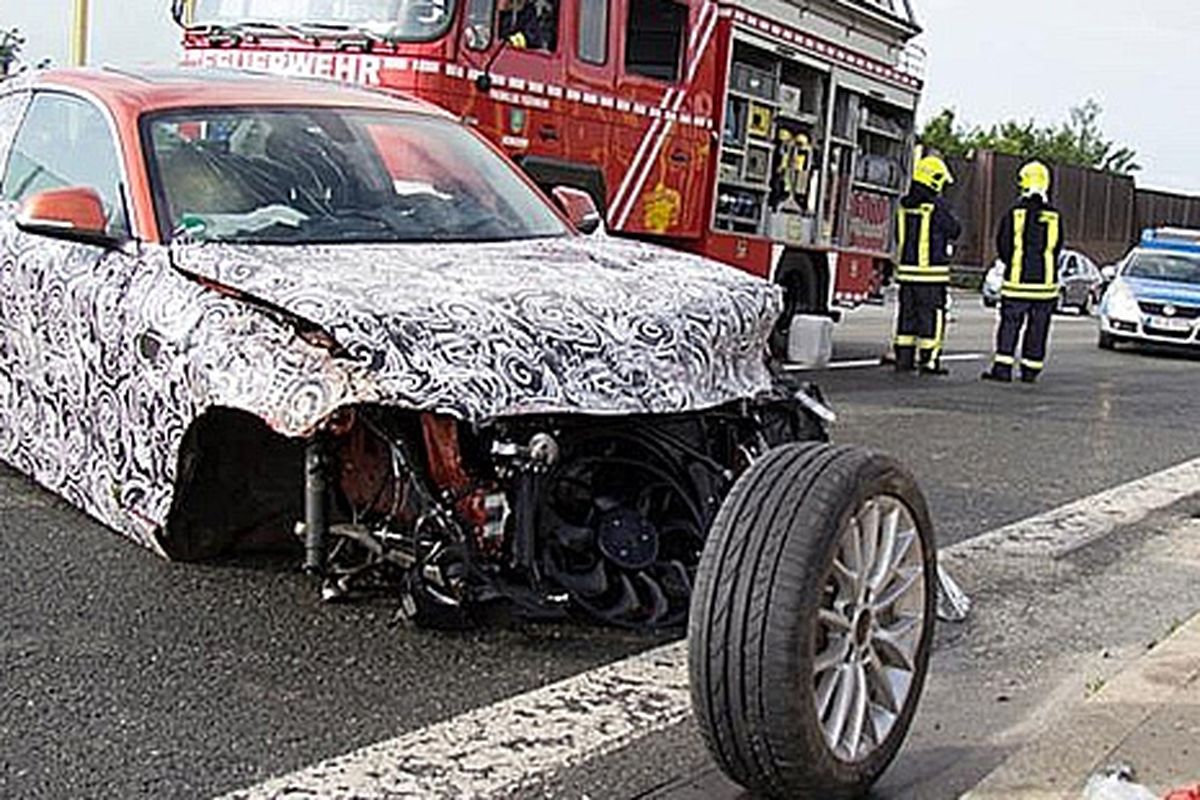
[[996, 197, 1064, 301]]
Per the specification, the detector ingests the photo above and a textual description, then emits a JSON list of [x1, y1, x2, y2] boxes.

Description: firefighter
[[982, 161, 1064, 384], [893, 155, 962, 374], [499, 0, 557, 51]]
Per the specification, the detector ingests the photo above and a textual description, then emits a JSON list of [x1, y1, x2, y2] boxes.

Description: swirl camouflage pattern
[[0, 209, 781, 554]]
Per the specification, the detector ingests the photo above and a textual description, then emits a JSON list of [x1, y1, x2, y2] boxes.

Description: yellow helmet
[[1019, 161, 1051, 197], [913, 155, 953, 193]]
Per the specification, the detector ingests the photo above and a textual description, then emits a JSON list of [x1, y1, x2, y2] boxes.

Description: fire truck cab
[[177, 0, 924, 354]]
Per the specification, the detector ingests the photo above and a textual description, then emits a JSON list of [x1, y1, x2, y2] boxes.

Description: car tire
[[1098, 331, 1117, 350], [688, 443, 936, 800], [1080, 295, 1094, 316], [982, 297, 996, 309]]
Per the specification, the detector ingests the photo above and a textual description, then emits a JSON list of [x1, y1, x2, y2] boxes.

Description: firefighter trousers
[[990, 298, 1054, 378], [893, 283, 947, 370]]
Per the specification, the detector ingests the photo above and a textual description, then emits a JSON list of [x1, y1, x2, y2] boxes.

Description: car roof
[[1, 66, 464, 245], [24, 65, 450, 119]]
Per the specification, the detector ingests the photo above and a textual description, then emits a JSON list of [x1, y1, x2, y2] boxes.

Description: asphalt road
[[3, 292, 1199, 800]]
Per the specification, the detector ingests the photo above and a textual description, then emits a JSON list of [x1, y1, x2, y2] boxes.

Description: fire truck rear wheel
[[688, 443, 936, 799]]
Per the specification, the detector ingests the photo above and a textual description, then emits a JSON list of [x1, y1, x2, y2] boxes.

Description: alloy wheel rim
[[812, 495, 927, 763]]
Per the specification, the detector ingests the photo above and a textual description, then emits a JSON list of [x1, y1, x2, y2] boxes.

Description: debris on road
[[937, 563, 972, 622], [1082, 765, 1157, 800]]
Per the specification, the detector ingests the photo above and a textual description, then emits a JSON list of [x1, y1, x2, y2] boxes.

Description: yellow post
[[70, 0, 90, 67]]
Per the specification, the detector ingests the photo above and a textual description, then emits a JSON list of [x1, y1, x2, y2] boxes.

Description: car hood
[[1122, 276, 1200, 306], [170, 236, 782, 425]]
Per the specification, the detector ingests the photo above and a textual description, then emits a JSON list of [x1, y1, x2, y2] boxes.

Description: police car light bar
[[1141, 227, 1200, 253]]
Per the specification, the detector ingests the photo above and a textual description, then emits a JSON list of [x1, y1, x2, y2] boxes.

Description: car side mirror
[[551, 186, 602, 235], [1101, 265, 1117, 281], [16, 187, 126, 249]]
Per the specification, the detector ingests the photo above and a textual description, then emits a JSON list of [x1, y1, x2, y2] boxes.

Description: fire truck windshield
[[185, 0, 455, 42], [143, 107, 568, 245]]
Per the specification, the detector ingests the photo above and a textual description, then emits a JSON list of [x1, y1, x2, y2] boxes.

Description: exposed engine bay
[[295, 386, 830, 629]]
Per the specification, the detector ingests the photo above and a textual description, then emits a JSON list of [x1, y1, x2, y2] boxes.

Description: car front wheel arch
[[161, 407, 305, 561]]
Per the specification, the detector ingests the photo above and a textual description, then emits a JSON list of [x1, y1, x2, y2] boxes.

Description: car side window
[[0, 90, 31, 183], [0, 92, 128, 237]]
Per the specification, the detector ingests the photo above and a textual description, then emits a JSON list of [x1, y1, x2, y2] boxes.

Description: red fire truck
[[175, 0, 924, 349]]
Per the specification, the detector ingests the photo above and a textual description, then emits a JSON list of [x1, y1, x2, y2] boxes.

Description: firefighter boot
[[982, 355, 1015, 383], [894, 346, 916, 373], [919, 354, 950, 376]]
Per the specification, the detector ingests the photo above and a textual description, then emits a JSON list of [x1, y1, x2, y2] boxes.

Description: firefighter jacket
[[995, 195, 1064, 301], [894, 183, 962, 284]]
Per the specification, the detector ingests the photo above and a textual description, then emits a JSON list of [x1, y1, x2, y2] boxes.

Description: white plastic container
[[787, 314, 834, 367]]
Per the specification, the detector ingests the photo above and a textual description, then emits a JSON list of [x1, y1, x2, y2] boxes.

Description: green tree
[[0, 28, 24, 77], [920, 100, 1141, 175]]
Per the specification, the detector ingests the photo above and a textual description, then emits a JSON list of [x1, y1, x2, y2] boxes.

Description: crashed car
[[0, 67, 935, 798]]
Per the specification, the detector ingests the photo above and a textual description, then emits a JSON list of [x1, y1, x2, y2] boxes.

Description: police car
[[1099, 228, 1200, 349]]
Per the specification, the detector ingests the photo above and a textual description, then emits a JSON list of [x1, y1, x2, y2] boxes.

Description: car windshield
[[144, 107, 567, 245], [187, 0, 454, 42], [1124, 251, 1200, 285]]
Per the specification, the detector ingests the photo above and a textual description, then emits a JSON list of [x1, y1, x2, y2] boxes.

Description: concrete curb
[[962, 613, 1200, 799]]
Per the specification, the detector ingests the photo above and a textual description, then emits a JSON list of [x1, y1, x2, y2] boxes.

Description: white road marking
[[217, 646, 691, 800], [784, 352, 986, 372], [217, 456, 1200, 800], [821, 357, 884, 370], [952, 455, 1200, 558]]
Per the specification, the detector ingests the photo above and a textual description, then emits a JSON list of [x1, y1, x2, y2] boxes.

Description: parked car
[[0, 68, 934, 797], [1058, 250, 1104, 314], [981, 249, 1102, 313], [1099, 228, 1200, 350]]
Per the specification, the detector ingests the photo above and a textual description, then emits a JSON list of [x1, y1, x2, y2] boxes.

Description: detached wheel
[[688, 443, 936, 799]]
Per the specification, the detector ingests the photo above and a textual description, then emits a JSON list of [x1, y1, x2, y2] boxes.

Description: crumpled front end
[[156, 236, 829, 628], [262, 388, 830, 630]]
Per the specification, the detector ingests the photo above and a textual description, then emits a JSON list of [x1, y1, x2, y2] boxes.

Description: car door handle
[[539, 124, 559, 141]]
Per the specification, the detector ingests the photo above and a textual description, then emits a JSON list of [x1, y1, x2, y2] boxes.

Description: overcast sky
[[6, 0, 1198, 192]]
